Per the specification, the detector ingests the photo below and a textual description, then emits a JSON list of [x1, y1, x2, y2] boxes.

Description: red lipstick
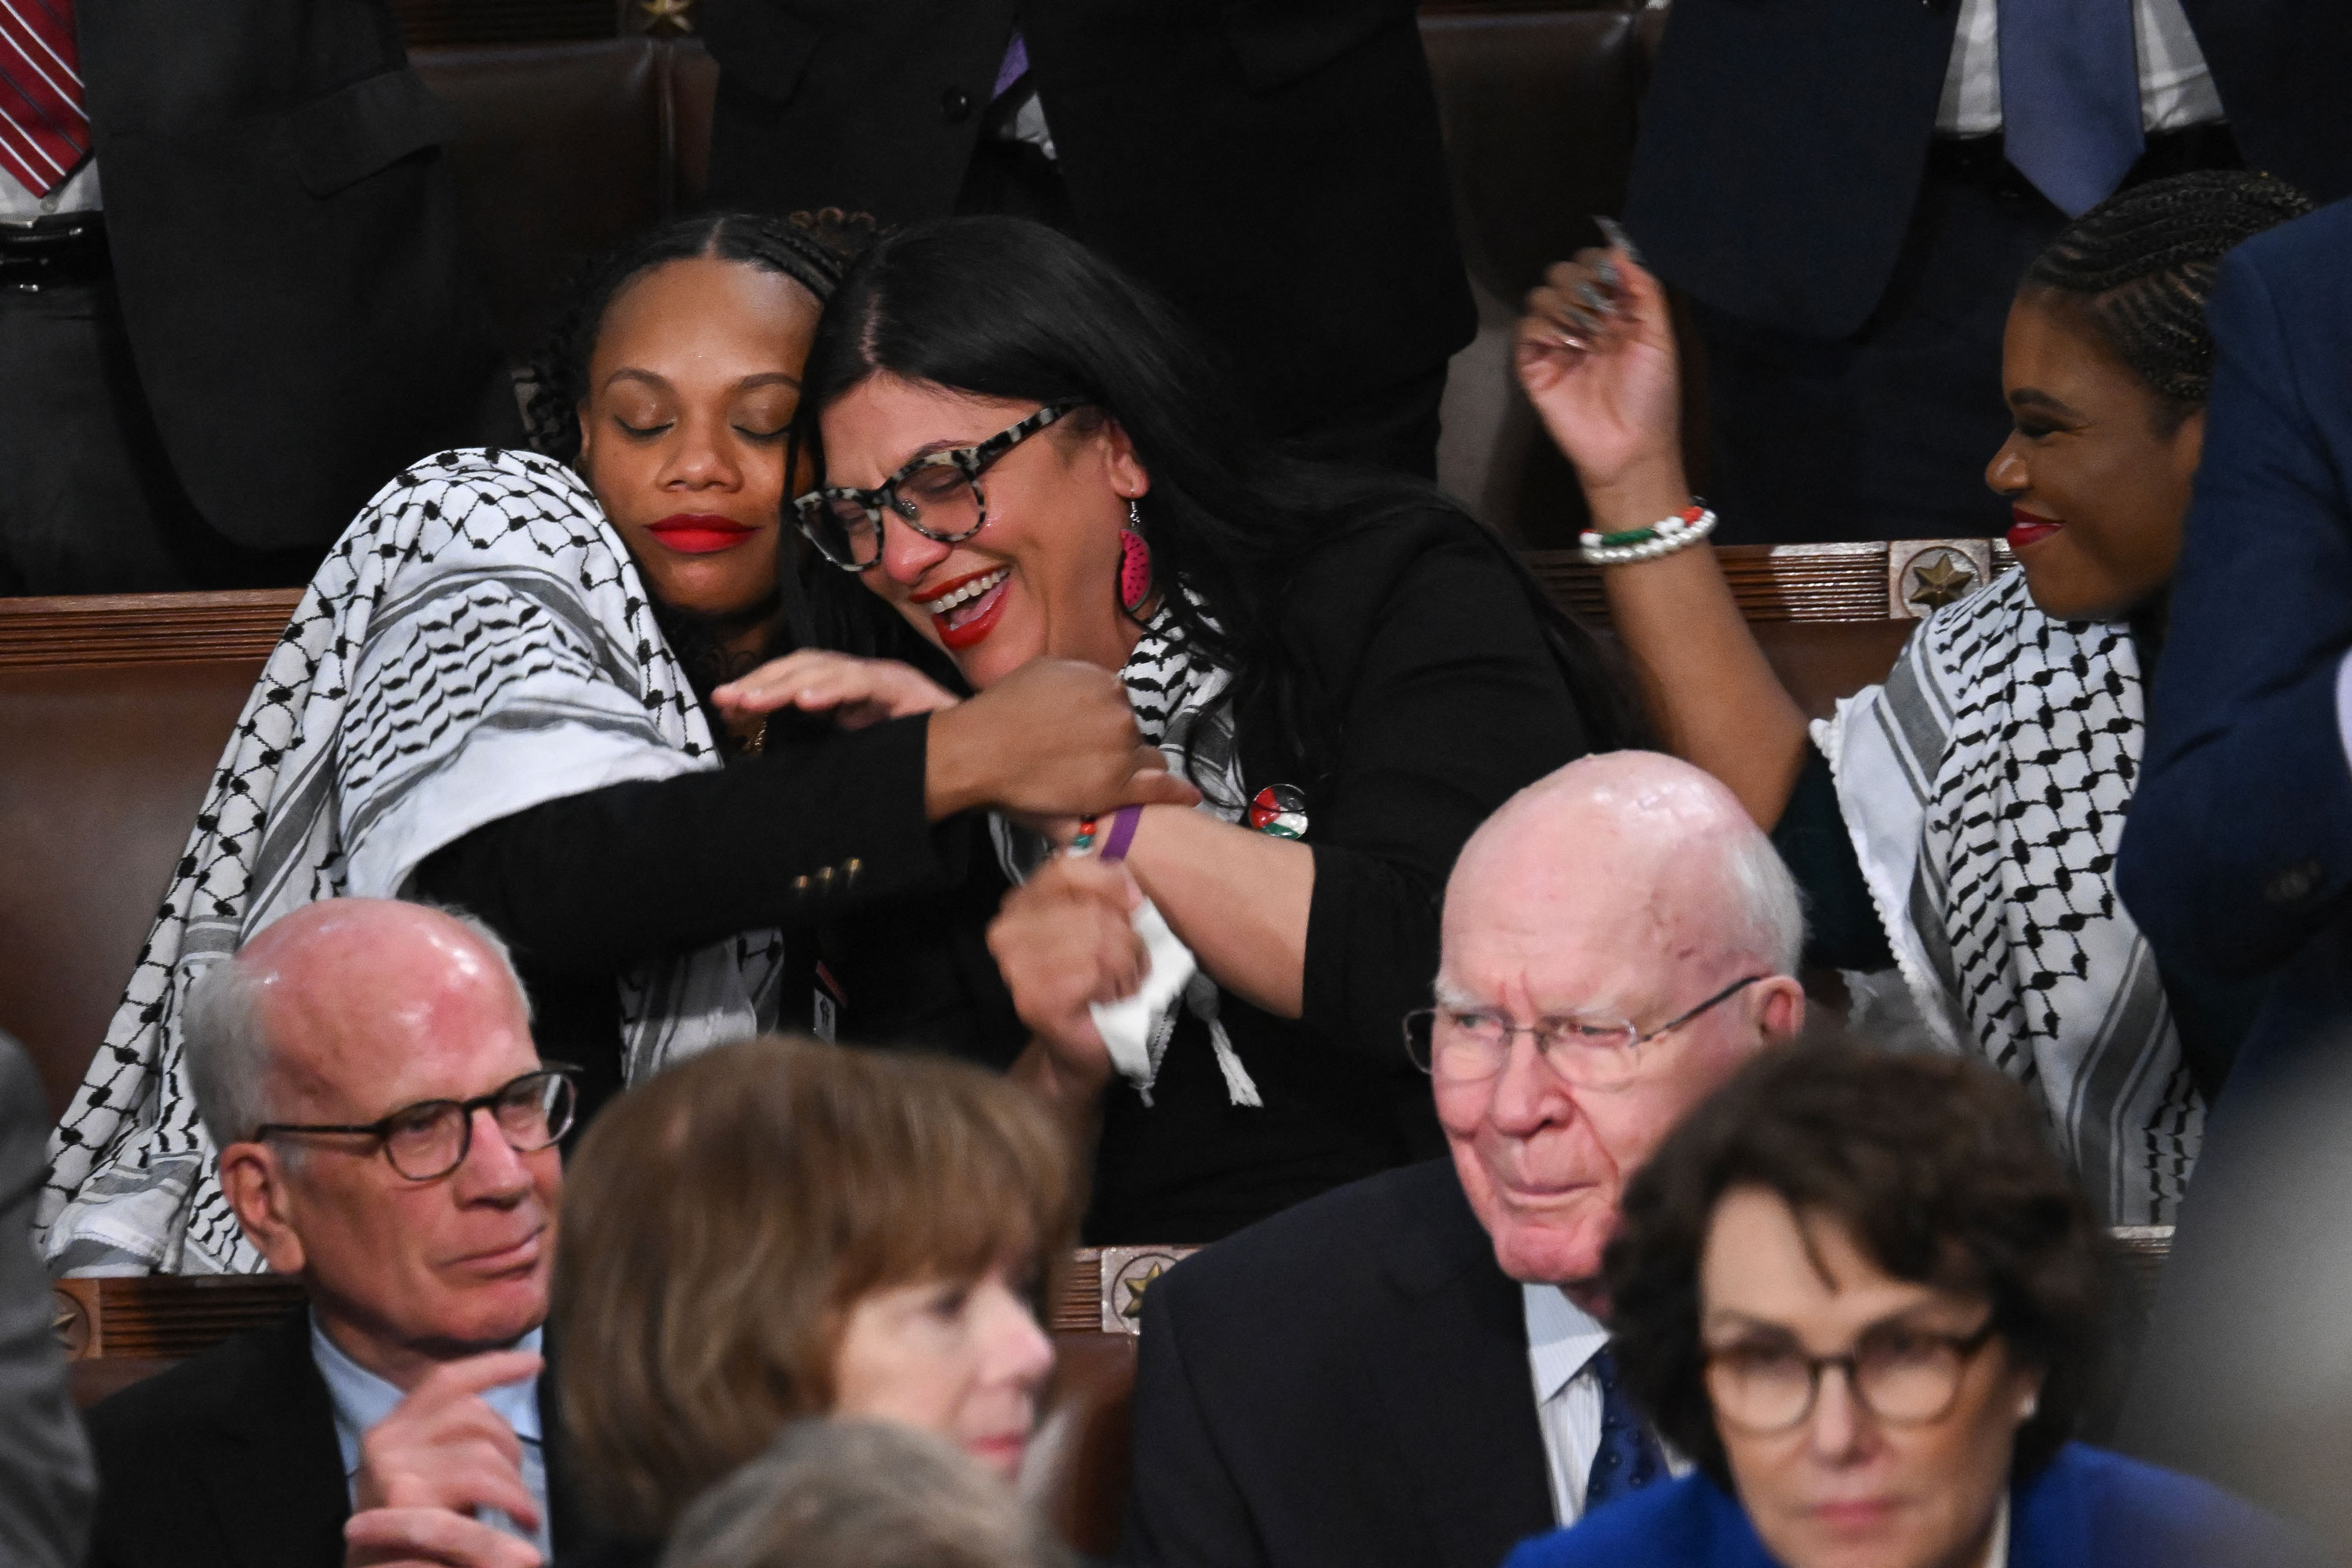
[[2005, 506, 2062, 551], [913, 566, 1011, 652], [646, 514, 757, 554]]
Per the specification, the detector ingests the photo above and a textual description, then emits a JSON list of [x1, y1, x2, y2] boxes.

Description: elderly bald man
[[83, 899, 612, 1568], [1119, 753, 1807, 1568]]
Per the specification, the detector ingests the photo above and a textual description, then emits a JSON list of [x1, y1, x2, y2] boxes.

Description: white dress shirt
[[310, 1313, 552, 1559], [0, 158, 100, 222], [1936, 0, 2224, 138], [1523, 1283, 1690, 1524]]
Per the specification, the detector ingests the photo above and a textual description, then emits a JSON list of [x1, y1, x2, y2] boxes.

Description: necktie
[[1584, 1347, 1668, 1512], [1998, 0, 2144, 216], [0, 0, 88, 199]]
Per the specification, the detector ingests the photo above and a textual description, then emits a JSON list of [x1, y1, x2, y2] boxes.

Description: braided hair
[[2023, 170, 2314, 430], [522, 208, 875, 463]]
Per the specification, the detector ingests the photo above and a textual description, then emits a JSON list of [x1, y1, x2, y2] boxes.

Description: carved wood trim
[[0, 542, 2022, 674], [0, 590, 300, 671], [1530, 539, 2016, 625]]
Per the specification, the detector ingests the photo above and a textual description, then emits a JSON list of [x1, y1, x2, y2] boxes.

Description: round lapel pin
[[1248, 783, 1308, 840]]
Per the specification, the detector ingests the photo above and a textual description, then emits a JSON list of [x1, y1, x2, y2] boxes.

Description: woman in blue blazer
[[1502, 1044, 2329, 1568]]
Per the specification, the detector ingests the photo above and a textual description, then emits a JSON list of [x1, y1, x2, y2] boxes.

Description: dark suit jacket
[[1501, 1446, 2332, 1568], [85, 1307, 601, 1568], [76, 0, 510, 550], [2111, 196, 2352, 1534], [697, 0, 1473, 434], [0, 1037, 92, 1568], [1119, 1158, 1555, 1568], [1623, 0, 2352, 339]]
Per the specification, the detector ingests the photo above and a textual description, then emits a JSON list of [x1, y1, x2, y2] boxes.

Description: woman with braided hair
[[39, 211, 1192, 1275], [1513, 171, 2313, 1229]]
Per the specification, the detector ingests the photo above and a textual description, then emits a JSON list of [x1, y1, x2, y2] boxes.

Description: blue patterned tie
[[1584, 1348, 1668, 1512], [1998, 0, 2145, 216]]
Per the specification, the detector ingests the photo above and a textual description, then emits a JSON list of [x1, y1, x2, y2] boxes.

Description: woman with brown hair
[[1503, 1044, 2325, 1568], [551, 1035, 1080, 1560]]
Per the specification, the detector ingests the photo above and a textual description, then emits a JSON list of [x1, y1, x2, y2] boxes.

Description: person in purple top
[[1504, 1044, 2329, 1568]]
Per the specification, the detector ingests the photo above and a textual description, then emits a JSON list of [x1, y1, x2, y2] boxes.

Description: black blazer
[[75, 0, 510, 550], [85, 1308, 601, 1568], [1622, 0, 2352, 339], [1120, 1159, 1555, 1568], [696, 0, 1473, 434]]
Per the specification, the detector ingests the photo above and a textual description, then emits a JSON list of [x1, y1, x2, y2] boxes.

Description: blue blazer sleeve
[[2117, 199, 2352, 982]]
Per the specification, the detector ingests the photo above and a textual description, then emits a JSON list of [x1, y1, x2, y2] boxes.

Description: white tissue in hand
[[1089, 898, 1196, 1087]]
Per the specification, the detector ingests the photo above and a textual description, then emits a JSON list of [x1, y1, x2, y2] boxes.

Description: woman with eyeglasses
[[42, 211, 1189, 1276], [724, 215, 1639, 1242], [1503, 1043, 2327, 1568]]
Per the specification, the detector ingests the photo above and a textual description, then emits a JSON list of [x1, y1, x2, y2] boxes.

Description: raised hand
[[1514, 245, 1688, 510], [712, 649, 961, 733], [927, 658, 1202, 821], [343, 1349, 544, 1568], [988, 855, 1146, 1099]]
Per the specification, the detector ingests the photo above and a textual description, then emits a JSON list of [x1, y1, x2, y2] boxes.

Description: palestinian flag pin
[[1248, 783, 1308, 840]]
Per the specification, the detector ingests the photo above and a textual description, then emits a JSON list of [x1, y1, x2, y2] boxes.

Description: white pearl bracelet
[[1578, 506, 1718, 566]]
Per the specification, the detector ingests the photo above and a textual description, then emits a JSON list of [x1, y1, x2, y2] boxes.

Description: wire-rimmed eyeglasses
[[252, 1064, 580, 1181], [1402, 974, 1769, 1088], [1704, 1319, 2003, 1434], [791, 402, 1079, 571]]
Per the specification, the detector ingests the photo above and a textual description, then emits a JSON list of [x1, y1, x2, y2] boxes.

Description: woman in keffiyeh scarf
[[39, 211, 1182, 1275], [1517, 172, 2314, 1226], [769, 216, 1643, 1245]]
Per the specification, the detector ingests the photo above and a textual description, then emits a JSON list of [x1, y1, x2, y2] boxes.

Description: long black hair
[[2023, 170, 2313, 431], [789, 215, 1642, 788], [524, 209, 872, 727]]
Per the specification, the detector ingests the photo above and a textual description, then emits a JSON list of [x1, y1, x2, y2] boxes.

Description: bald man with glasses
[[1120, 753, 1809, 1568], [85, 898, 613, 1568]]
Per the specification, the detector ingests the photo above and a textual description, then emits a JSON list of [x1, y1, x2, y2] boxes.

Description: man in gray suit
[[0, 1034, 93, 1567]]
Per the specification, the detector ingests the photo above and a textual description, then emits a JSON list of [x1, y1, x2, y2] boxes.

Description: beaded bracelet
[[1577, 503, 1717, 566]]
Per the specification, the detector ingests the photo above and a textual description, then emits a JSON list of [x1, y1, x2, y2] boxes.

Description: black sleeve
[[1770, 743, 1896, 973], [1118, 1280, 1269, 1568], [1298, 536, 1592, 1059], [413, 714, 965, 980]]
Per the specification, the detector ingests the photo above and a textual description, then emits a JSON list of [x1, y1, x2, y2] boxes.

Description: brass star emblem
[[1120, 1261, 1168, 1319], [639, 0, 694, 33], [1906, 551, 1978, 611]]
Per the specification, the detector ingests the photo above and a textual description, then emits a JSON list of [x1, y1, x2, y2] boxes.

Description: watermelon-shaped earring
[[1120, 499, 1153, 613]]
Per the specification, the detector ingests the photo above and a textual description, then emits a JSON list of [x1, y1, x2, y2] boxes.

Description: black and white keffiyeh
[[39, 448, 783, 1275], [988, 604, 1261, 1105], [1818, 568, 2201, 1225]]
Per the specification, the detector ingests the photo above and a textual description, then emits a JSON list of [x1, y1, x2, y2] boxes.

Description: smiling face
[[1702, 1188, 2040, 1568], [818, 375, 1149, 688], [1987, 292, 2205, 622], [222, 904, 557, 1385], [575, 254, 823, 625], [829, 1261, 1058, 1481]]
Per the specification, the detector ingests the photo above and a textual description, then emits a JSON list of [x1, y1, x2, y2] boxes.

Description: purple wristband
[[1098, 804, 1145, 863]]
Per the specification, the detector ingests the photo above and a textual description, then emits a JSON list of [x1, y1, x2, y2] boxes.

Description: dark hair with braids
[[788, 215, 1645, 792], [2022, 170, 2314, 432], [522, 208, 873, 463]]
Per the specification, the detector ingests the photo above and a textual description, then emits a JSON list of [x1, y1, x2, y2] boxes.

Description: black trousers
[[1697, 129, 2243, 546], [0, 278, 319, 594]]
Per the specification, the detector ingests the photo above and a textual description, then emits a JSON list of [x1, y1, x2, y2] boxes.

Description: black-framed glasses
[[1403, 974, 1770, 1089], [792, 402, 1079, 572], [252, 1064, 580, 1181], [1704, 1319, 2002, 1434]]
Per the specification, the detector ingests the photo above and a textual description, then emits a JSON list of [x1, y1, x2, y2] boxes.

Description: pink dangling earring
[[1119, 499, 1153, 614]]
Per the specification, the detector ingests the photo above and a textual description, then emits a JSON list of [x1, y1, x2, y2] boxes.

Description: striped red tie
[[0, 0, 88, 199]]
